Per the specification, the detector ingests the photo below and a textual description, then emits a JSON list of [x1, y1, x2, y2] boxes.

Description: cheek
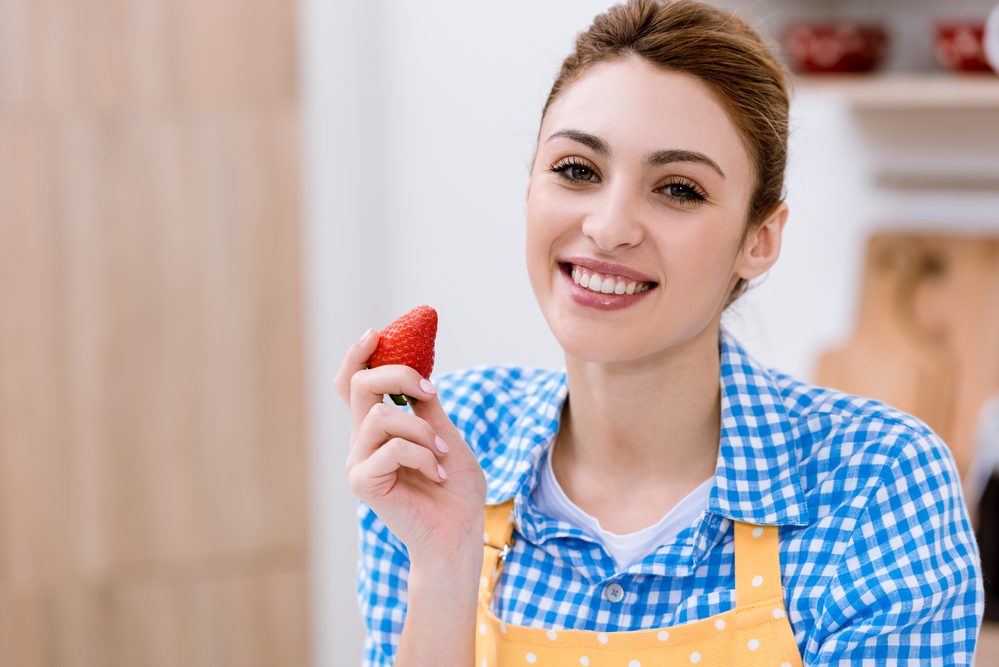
[[525, 187, 571, 260], [656, 220, 742, 296]]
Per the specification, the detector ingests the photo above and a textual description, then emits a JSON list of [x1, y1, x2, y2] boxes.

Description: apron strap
[[733, 521, 785, 606], [481, 500, 517, 594], [479, 504, 785, 607]]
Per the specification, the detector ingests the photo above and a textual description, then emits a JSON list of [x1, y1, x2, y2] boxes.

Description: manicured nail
[[437, 464, 447, 480], [419, 379, 437, 395], [358, 328, 375, 345], [435, 436, 449, 454]]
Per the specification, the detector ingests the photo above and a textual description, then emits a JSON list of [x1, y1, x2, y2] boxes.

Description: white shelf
[[794, 74, 999, 110]]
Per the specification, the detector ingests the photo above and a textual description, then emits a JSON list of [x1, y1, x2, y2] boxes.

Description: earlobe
[[737, 202, 788, 280]]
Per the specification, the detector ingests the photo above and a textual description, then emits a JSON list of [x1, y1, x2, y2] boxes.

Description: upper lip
[[561, 256, 658, 284]]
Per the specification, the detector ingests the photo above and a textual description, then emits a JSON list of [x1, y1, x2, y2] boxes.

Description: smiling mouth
[[559, 262, 658, 295]]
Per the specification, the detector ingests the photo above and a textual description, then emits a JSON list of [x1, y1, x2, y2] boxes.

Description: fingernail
[[358, 328, 375, 345], [419, 379, 437, 395], [437, 464, 447, 480], [435, 436, 449, 454]]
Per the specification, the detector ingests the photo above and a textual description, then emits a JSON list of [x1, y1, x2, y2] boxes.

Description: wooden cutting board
[[816, 232, 999, 484]]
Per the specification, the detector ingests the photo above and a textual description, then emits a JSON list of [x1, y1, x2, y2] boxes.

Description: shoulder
[[434, 365, 565, 441], [767, 367, 973, 560], [719, 329, 957, 521], [771, 367, 953, 482], [433, 365, 567, 502]]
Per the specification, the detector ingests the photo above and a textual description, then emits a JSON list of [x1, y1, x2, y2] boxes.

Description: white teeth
[[569, 264, 651, 295]]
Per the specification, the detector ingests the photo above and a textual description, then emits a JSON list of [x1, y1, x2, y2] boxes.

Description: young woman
[[335, 1, 984, 664]]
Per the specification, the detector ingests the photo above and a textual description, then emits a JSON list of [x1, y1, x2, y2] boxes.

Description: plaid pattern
[[355, 328, 984, 665]]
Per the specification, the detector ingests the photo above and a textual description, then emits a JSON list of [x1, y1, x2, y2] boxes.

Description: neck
[[553, 324, 722, 501]]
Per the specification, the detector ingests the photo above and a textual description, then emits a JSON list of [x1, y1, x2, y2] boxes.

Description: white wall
[[301, 1, 999, 664]]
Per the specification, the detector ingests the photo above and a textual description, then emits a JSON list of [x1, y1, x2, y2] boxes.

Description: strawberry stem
[[389, 393, 417, 406]]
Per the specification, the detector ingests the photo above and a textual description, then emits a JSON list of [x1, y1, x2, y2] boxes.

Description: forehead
[[540, 56, 749, 173]]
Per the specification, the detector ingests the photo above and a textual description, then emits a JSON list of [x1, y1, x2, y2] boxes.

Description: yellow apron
[[476, 500, 804, 666]]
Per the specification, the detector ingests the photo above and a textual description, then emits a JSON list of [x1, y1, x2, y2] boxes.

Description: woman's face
[[525, 55, 777, 365]]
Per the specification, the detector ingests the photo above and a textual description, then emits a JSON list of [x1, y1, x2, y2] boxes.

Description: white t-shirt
[[532, 446, 714, 571]]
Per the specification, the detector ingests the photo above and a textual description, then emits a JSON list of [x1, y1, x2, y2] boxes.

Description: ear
[[734, 202, 788, 281]]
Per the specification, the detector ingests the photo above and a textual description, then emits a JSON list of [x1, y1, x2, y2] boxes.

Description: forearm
[[395, 549, 484, 667]]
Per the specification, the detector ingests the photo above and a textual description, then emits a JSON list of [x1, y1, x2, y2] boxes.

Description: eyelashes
[[549, 157, 599, 183], [548, 157, 709, 207], [659, 177, 708, 205]]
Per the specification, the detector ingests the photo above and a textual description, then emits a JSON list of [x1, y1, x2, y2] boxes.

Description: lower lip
[[559, 263, 657, 311]]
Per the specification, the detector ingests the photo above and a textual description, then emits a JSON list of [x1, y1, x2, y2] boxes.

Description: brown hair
[[540, 0, 790, 307]]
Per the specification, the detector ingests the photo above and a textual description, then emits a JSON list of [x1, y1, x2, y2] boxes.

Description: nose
[[580, 182, 645, 252]]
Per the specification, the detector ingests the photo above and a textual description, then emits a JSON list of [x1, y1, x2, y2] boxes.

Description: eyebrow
[[545, 128, 726, 179]]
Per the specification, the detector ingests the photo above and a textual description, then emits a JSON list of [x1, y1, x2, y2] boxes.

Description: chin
[[547, 317, 651, 365]]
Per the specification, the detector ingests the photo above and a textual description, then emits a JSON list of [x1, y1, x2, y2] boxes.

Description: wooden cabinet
[[0, 1, 308, 665]]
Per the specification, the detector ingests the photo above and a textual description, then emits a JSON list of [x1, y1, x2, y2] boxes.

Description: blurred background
[[2, 0, 998, 665]]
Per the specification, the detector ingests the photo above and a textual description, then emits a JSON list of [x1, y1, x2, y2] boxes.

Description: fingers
[[348, 402, 445, 470], [349, 365, 438, 433], [348, 437, 446, 498], [410, 390, 463, 446], [334, 328, 380, 404]]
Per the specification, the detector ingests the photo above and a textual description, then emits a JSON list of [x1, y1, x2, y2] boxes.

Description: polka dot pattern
[[473, 496, 800, 665], [477, 605, 799, 665]]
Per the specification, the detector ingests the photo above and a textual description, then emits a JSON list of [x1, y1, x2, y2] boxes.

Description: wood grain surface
[[816, 232, 999, 484], [0, 0, 308, 664]]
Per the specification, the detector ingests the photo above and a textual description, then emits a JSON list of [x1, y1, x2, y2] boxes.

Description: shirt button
[[603, 583, 625, 603]]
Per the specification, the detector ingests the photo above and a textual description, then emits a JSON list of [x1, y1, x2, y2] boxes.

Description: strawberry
[[367, 305, 438, 406]]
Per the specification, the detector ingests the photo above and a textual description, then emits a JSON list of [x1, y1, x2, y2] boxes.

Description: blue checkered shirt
[[355, 328, 984, 665]]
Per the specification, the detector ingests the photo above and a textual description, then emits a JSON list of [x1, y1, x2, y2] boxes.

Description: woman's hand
[[335, 329, 487, 567]]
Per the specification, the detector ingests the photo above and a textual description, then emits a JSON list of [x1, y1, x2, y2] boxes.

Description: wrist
[[409, 540, 484, 582], [407, 513, 486, 573]]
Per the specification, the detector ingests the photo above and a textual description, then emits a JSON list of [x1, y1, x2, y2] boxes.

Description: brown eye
[[550, 159, 600, 183], [566, 165, 596, 181], [660, 178, 707, 206]]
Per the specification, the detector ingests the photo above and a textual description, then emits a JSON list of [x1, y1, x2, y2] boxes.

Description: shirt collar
[[483, 327, 811, 528], [709, 327, 811, 526]]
